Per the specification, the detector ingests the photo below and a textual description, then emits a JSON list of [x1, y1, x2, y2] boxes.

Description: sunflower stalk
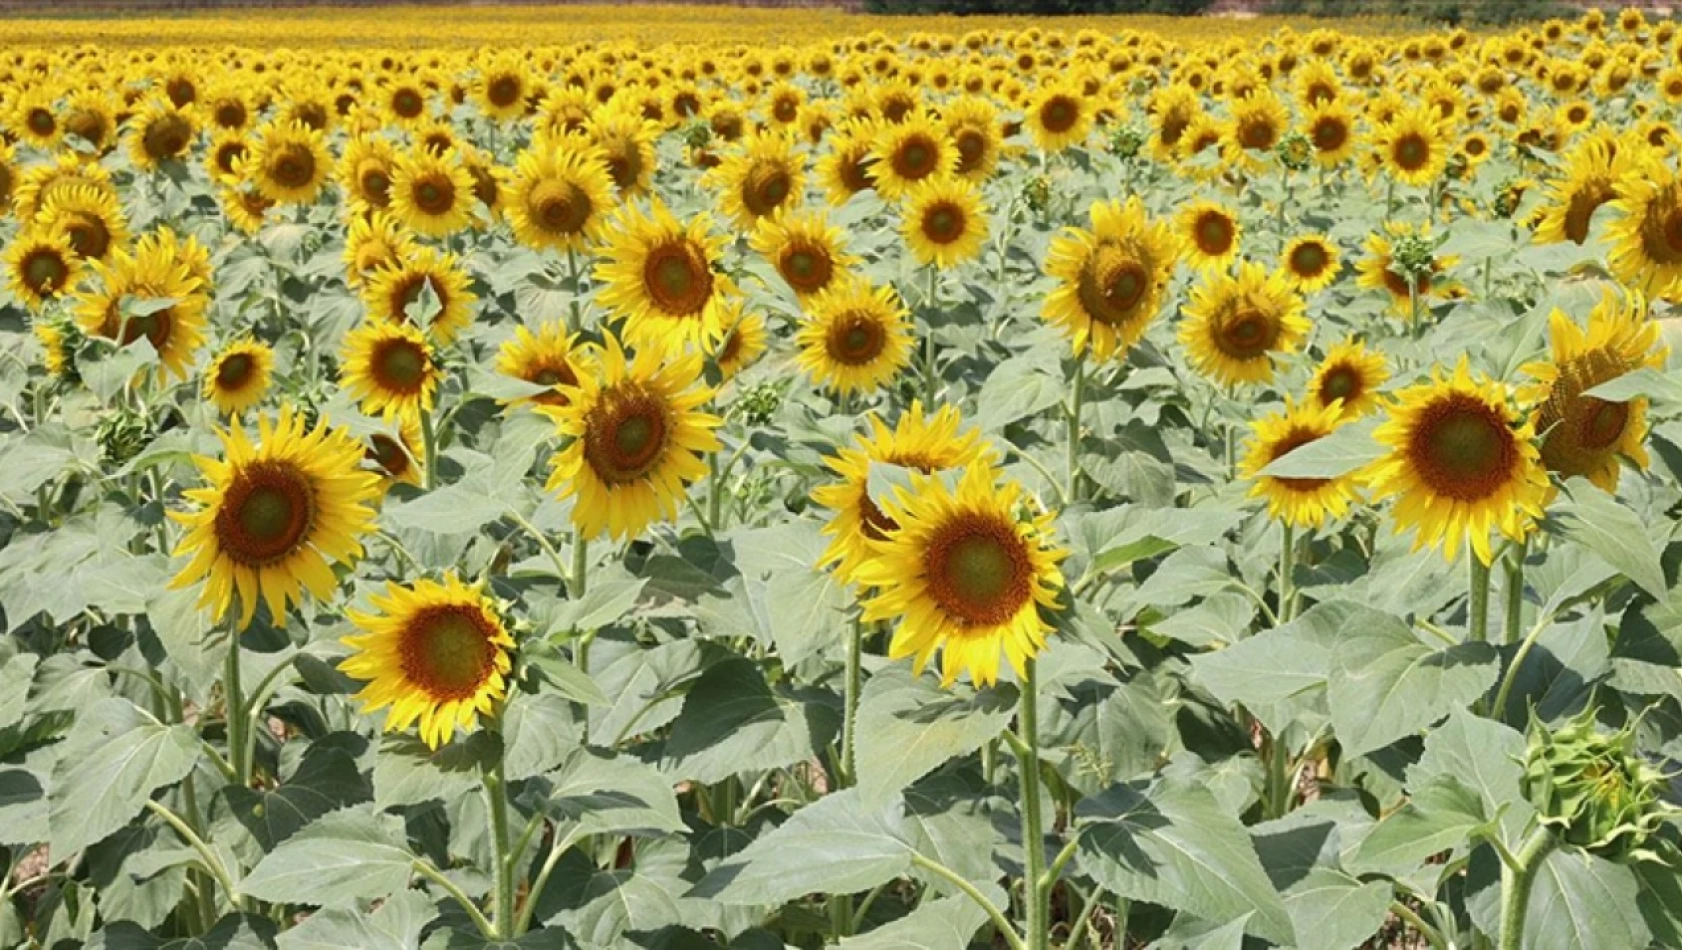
[[419, 403, 439, 491], [1496, 827, 1555, 950], [483, 721, 517, 938], [1066, 357, 1085, 504], [1015, 658, 1049, 950], [1468, 554, 1491, 645], [224, 629, 249, 787], [1503, 538, 1527, 645], [840, 618, 863, 787]]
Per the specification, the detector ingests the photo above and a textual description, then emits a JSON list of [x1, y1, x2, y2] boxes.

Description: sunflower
[[0, 142, 14, 216], [339, 134, 397, 209], [169, 406, 380, 628], [1535, 130, 1625, 246], [12, 88, 60, 150], [361, 245, 476, 343], [795, 278, 915, 397], [1364, 359, 1548, 565], [1026, 84, 1091, 153], [505, 145, 616, 253], [588, 108, 658, 196], [1606, 153, 1682, 299], [14, 154, 116, 223], [494, 322, 586, 410], [714, 302, 769, 380], [32, 318, 74, 379], [6, 232, 84, 311], [1303, 100, 1360, 167], [203, 84, 251, 133], [344, 209, 415, 288], [595, 199, 735, 358], [1519, 292, 1668, 493], [1227, 90, 1290, 167], [380, 77, 432, 128], [243, 120, 330, 206], [539, 334, 721, 541], [35, 184, 128, 265], [63, 90, 115, 153], [1178, 200, 1242, 273], [74, 234, 208, 382], [818, 119, 880, 205], [1278, 234, 1341, 293], [340, 320, 440, 422], [365, 417, 425, 489], [203, 339, 275, 417], [1376, 105, 1449, 188], [811, 402, 994, 585], [1041, 197, 1177, 362], [706, 132, 806, 228], [1239, 398, 1362, 529], [869, 113, 955, 200], [390, 147, 475, 238], [749, 210, 857, 300], [1179, 262, 1308, 388], [207, 132, 251, 183], [855, 464, 1066, 688], [125, 98, 197, 171], [1307, 338, 1389, 420], [221, 185, 275, 236], [901, 174, 987, 270], [943, 96, 1003, 181], [340, 573, 515, 750], [475, 59, 529, 123], [1356, 223, 1460, 315]]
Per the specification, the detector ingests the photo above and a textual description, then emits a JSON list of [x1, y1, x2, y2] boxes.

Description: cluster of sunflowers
[[3, 6, 1682, 947]]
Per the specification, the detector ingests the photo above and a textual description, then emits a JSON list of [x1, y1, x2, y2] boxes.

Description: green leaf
[[688, 788, 913, 905], [662, 657, 839, 785], [1409, 708, 1533, 842], [277, 889, 435, 950], [1075, 777, 1294, 945], [0, 424, 93, 501], [1252, 804, 1391, 950], [1348, 777, 1490, 874], [855, 668, 1015, 806], [1552, 479, 1670, 599], [238, 805, 416, 907], [975, 354, 1063, 430], [732, 521, 851, 667], [837, 892, 995, 949], [540, 747, 684, 837], [1586, 367, 1682, 407], [226, 743, 371, 849], [404, 276, 442, 328], [501, 691, 580, 781], [1076, 505, 1243, 576], [372, 734, 491, 809], [1152, 913, 1252, 950], [1326, 614, 1499, 758], [91, 914, 278, 949], [48, 698, 202, 856], [1519, 848, 1650, 950], [1258, 416, 1381, 479]]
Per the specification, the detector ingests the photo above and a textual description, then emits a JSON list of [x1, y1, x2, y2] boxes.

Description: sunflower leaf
[[1257, 415, 1382, 480]]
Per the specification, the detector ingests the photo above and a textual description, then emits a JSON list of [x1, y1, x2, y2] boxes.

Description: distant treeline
[[860, 0, 1217, 15], [1264, 0, 1605, 27]]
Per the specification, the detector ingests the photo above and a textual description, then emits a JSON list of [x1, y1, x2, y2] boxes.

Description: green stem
[[568, 532, 589, 602], [1497, 828, 1556, 950], [840, 620, 863, 787], [1278, 522, 1297, 625], [707, 449, 724, 533], [565, 248, 586, 335], [414, 858, 496, 938], [515, 826, 583, 935], [224, 631, 248, 787], [145, 800, 244, 915], [420, 404, 439, 491], [1503, 538, 1527, 645], [508, 511, 570, 588], [484, 723, 515, 937], [242, 654, 303, 788], [1066, 357, 1085, 504], [1468, 554, 1491, 644], [1490, 610, 1559, 724], [910, 853, 1025, 950], [1016, 658, 1047, 950], [1390, 899, 1448, 950], [1264, 728, 1292, 819]]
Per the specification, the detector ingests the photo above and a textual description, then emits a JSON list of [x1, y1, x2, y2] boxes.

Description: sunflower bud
[[1520, 706, 1677, 862], [96, 403, 152, 466], [1022, 174, 1052, 214], [734, 380, 783, 429], [1275, 131, 1313, 172], [681, 120, 713, 151], [1108, 123, 1146, 160], [1391, 231, 1441, 281]]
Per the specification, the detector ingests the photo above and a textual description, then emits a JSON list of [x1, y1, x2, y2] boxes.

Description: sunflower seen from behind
[[340, 320, 441, 422], [1239, 397, 1362, 529], [812, 402, 994, 586], [901, 174, 987, 270], [1519, 291, 1668, 493], [795, 277, 914, 397], [1178, 261, 1309, 389], [1364, 358, 1549, 565], [1041, 197, 1177, 362], [204, 339, 274, 417], [170, 406, 380, 628], [856, 464, 1067, 688], [340, 573, 515, 750], [596, 199, 735, 359], [540, 334, 721, 541]]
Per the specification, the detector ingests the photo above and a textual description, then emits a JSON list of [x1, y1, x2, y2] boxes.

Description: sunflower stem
[[707, 448, 725, 533], [840, 618, 863, 787], [414, 858, 496, 938], [1015, 658, 1049, 950], [1497, 827, 1556, 950], [923, 266, 940, 406], [566, 247, 586, 335], [420, 404, 439, 492], [910, 853, 1025, 950], [1468, 553, 1491, 645], [484, 722, 516, 938], [224, 629, 248, 788], [1066, 357, 1085, 504], [1503, 538, 1527, 645], [1278, 522, 1297, 625]]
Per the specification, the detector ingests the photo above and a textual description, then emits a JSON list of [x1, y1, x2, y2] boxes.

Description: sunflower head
[[750, 210, 856, 300], [361, 245, 476, 344], [1607, 153, 1682, 299], [856, 464, 1068, 688], [1027, 84, 1091, 152], [1042, 198, 1176, 362], [1308, 338, 1390, 420], [36, 184, 129, 265], [1178, 262, 1310, 389], [595, 200, 735, 359], [714, 302, 769, 380], [127, 98, 198, 171], [1179, 199, 1242, 272], [341, 573, 516, 750], [901, 174, 988, 270], [494, 322, 588, 410], [390, 147, 475, 238], [365, 417, 426, 489], [1279, 234, 1341, 293], [1239, 397, 1361, 529], [869, 113, 955, 199], [340, 320, 441, 422], [707, 131, 806, 228], [203, 339, 275, 417], [795, 277, 914, 397], [507, 145, 616, 253], [247, 120, 331, 206], [6, 231, 84, 311]]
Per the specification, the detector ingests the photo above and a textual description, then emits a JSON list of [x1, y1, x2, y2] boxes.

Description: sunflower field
[[6, 3, 1682, 949]]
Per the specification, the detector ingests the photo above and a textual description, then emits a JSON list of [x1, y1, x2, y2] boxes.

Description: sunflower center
[[954, 128, 986, 173], [27, 109, 54, 136], [1563, 181, 1614, 244], [1239, 116, 1277, 150], [827, 311, 886, 366], [922, 202, 966, 244], [393, 88, 424, 118], [217, 353, 255, 390], [166, 78, 196, 106], [1318, 365, 1361, 404], [367, 433, 411, 478], [840, 149, 876, 194], [413, 177, 455, 215], [1194, 213, 1234, 256], [215, 102, 247, 129], [1393, 133, 1430, 171], [400, 606, 498, 699], [891, 133, 938, 180], [487, 76, 522, 108], [1039, 95, 1079, 134], [1408, 395, 1518, 501], [781, 244, 833, 294], [144, 114, 193, 161], [923, 514, 1032, 628], [1217, 309, 1278, 359], [1643, 193, 1682, 262], [22, 250, 69, 295], [269, 144, 316, 189], [214, 461, 315, 567], [1079, 244, 1151, 327], [373, 338, 430, 393], [66, 109, 109, 147], [217, 142, 249, 176], [526, 362, 576, 406], [1577, 397, 1630, 451], [359, 163, 392, 205], [743, 164, 793, 218], [582, 386, 670, 484], [1290, 242, 1329, 276], [64, 212, 112, 261], [643, 241, 713, 317], [530, 179, 591, 235], [605, 145, 643, 191]]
